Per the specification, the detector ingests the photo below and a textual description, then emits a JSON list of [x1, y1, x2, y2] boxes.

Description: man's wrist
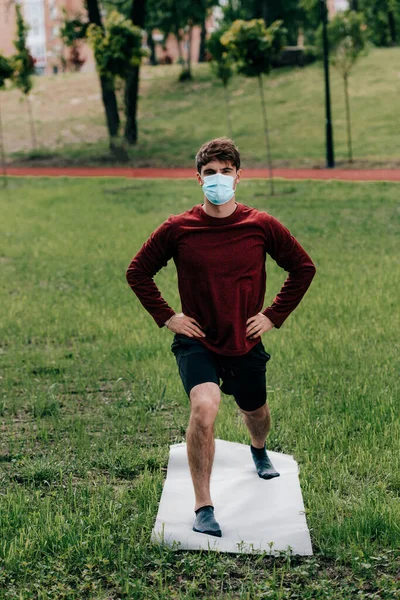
[[262, 310, 277, 328], [165, 314, 176, 328]]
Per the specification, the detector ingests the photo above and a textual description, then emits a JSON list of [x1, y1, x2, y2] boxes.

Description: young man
[[126, 137, 317, 538]]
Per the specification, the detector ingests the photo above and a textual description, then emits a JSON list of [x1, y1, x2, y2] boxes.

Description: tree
[[0, 54, 14, 187], [221, 18, 286, 195], [87, 10, 148, 146], [61, 2, 122, 151], [298, 0, 321, 45], [87, 10, 146, 79], [148, 0, 195, 81], [206, 26, 235, 138], [356, 0, 399, 47], [60, 16, 86, 71], [195, 0, 220, 63], [221, 0, 304, 45], [317, 10, 369, 163], [13, 3, 37, 150], [124, 0, 147, 144], [303, 0, 400, 47], [142, 0, 218, 81]]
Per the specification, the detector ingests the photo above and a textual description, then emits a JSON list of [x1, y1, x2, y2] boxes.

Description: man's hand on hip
[[246, 313, 275, 339], [166, 312, 206, 338]]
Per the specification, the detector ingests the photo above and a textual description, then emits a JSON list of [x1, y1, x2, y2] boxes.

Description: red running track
[[3, 167, 400, 181]]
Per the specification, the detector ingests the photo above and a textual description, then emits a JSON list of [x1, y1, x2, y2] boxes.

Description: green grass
[[0, 176, 399, 598], [3, 46, 400, 169]]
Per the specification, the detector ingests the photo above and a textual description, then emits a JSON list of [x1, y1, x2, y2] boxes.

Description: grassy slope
[[2, 47, 400, 168], [0, 177, 399, 598]]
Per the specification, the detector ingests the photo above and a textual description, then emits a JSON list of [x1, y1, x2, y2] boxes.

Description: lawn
[[2, 46, 400, 169], [0, 176, 399, 598]]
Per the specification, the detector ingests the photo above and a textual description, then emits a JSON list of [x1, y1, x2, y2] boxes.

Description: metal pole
[[320, 0, 335, 168]]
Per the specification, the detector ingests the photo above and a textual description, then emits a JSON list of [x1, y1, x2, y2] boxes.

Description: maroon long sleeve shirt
[[126, 201, 316, 356]]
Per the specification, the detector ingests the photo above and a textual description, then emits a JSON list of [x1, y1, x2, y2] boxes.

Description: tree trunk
[[223, 82, 233, 139], [258, 74, 274, 195], [343, 74, 353, 163], [124, 68, 139, 144], [388, 9, 397, 46], [100, 74, 120, 139], [260, 0, 269, 26], [186, 22, 193, 75], [26, 93, 37, 150], [198, 16, 207, 62], [176, 30, 184, 67], [0, 99, 7, 188], [86, 0, 120, 142], [146, 29, 158, 65], [124, 0, 147, 144], [350, 0, 359, 10]]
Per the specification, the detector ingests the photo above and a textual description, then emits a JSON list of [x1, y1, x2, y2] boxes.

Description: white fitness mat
[[151, 438, 313, 555]]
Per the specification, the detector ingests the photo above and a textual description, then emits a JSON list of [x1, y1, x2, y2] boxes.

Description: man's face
[[196, 160, 241, 191]]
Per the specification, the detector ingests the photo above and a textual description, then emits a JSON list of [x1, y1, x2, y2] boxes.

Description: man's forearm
[[125, 215, 176, 328], [126, 265, 176, 327], [262, 263, 316, 329]]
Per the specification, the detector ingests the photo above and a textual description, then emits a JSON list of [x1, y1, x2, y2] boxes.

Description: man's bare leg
[[186, 382, 221, 511], [239, 402, 280, 479], [239, 402, 271, 448], [186, 382, 222, 536]]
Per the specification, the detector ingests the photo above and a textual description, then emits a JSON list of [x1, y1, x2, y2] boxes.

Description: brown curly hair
[[195, 137, 241, 174]]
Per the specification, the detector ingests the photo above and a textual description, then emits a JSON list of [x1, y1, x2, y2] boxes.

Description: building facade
[[0, 0, 221, 76], [0, 0, 95, 74]]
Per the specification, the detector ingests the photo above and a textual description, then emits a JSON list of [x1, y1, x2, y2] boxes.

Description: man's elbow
[[299, 262, 316, 283], [126, 263, 150, 288], [126, 265, 138, 286], [308, 263, 317, 280]]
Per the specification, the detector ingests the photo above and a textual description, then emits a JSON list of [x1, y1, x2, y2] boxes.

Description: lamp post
[[320, 0, 335, 168]]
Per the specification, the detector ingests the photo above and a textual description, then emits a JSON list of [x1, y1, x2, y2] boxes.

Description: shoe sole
[[193, 526, 222, 537], [259, 472, 280, 479]]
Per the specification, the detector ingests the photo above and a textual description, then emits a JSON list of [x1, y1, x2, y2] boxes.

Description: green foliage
[[220, 18, 286, 78], [317, 10, 369, 77], [13, 3, 35, 95], [206, 26, 234, 86], [266, 0, 304, 46], [59, 9, 89, 47], [221, 0, 303, 45], [220, 0, 249, 24], [304, 0, 400, 48], [0, 54, 14, 89], [299, 0, 321, 45], [154, 0, 208, 34], [298, 0, 400, 48], [356, 0, 400, 47], [86, 10, 149, 79]]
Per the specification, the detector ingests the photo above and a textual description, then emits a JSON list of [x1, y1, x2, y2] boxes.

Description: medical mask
[[201, 173, 237, 205]]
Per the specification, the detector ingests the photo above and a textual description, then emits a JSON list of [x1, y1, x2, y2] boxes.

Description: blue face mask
[[201, 173, 237, 205]]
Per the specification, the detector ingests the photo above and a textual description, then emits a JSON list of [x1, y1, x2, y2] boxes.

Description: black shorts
[[170, 333, 271, 412]]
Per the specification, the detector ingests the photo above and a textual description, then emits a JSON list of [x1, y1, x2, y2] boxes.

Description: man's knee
[[239, 402, 269, 417], [189, 382, 221, 428]]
